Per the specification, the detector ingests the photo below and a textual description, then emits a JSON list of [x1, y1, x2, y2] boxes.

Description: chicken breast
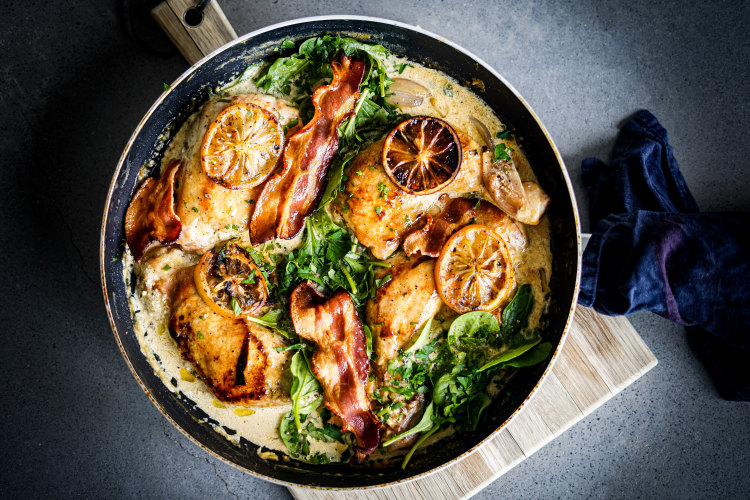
[[167, 267, 291, 406], [366, 258, 442, 376], [174, 94, 300, 253], [365, 257, 442, 447], [334, 129, 492, 260]]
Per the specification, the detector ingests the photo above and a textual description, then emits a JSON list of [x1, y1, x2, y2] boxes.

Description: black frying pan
[[100, 15, 581, 489]]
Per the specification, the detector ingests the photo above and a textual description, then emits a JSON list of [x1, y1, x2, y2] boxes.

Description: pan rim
[[100, 14, 582, 491]]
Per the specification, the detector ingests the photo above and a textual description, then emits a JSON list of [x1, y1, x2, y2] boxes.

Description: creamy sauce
[[124, 54, 552, 464]]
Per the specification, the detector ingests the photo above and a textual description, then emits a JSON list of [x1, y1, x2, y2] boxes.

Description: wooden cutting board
[[288, 306, 657, 500]]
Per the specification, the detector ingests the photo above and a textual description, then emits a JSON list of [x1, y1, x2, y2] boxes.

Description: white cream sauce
[[123, 53, 552, 464]]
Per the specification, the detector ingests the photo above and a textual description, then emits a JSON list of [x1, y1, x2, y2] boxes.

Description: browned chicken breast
[[366, 258, 442, 376], [335, 129, 500, 260], [167, 267, 291, 406], [365, 257, 442, 447], [174, 94, 300, 253]]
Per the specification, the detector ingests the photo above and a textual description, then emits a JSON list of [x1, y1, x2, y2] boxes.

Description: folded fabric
[[579, 110, 750, 401]]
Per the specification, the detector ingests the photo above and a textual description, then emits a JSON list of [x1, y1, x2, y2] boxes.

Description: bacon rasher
[[290, 281, 382, 460], [250, 52, 366, 242], [402, 196, 476, 258], [124, 159, 182, 261]]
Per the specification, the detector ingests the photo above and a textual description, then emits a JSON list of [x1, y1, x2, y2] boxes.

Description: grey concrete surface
[[1, 0, 748, 498]]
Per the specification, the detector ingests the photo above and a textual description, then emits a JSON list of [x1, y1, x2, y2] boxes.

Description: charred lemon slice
[[194, 243, 268, 318], [382, 116, 462, 194], [435, 224, 515, 313], [200, 103, 283, 189]]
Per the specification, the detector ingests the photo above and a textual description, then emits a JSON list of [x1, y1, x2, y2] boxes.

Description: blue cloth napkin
[[579, 110, 750, 401]]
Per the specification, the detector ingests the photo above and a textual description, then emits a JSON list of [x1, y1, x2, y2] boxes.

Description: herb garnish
[[380, 286, 551, 468], [493, 142, 515, 162]]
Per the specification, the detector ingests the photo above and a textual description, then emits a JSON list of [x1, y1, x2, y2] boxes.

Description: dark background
[[1, 1, 748, 498]]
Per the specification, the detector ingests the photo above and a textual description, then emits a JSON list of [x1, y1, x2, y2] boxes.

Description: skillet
[[100, 15, 581, 489]]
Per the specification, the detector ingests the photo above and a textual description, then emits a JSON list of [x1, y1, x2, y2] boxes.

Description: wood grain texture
[[151, 0, 237, 64], [289, 307, 657, 500]]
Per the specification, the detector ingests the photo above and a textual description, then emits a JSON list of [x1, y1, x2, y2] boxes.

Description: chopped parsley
[[494, 143, 514, 162], [496, 125, 514, 140], [162, 264, 171, 271], [230, 297, 242, 316], [396, 62, 413, 74], [374, 206, 382, 216], [377, 181, 388, 199]]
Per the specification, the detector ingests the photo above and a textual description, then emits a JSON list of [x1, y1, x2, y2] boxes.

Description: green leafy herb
[[396, 62, 413, 74], [363, 324, 374, 360], [401, 424, 439, 469], [382, 402, 435, 446], [218, 63, 259, 93], [493, 142, 515, 162], [275, 343, 304, 352], [377, 181, 388, 199], [240, 275, 256, 285], [374, 206, 382, 216], [318, 148, 359, 208], [403, 317, 434, 353], [502, 341, 553, 368], [496, 125, 513, 140], [197, 332, 204, 339], [501, 284, 534, 340], [230, 298, 242, 316], [246, 309, 294, 339], [162, 82, 170, 90], [479, 337, 541, 372], [289, 350, 323, 431], [162, 264, 171, 271], [447, 311, 500, 354]]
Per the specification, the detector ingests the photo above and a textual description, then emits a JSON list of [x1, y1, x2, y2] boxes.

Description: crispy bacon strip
[[124, 160, 182, 261], [402, 197, 476, 257], [250, 52, 366, 242], [290, 281, 382, 460]]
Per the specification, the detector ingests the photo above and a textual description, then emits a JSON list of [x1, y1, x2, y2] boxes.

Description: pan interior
[[101, 17, 578, 488]]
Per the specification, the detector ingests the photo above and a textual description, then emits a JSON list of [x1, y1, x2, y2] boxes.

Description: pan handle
[[151, 0, 238, 64]]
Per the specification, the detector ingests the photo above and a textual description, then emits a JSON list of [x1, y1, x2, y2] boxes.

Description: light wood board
[[152, 0, 237, 65], [288, 306, 657, 500]]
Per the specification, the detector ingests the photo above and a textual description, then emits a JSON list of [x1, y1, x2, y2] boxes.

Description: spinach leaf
[[279, 210, 383, 311], [478, 337, 541, 372], [362, 324, 374, 360], [400, 424, 439, 469], [432, 372, 456, 407], [403, 317, 434, 354], [246, 308, 294, 339], [501, 284, 534, 340], [382, 402, 435, 446], [318, 147, 360, 208], [255, 57, 310, 92], [219, 63, 260, 92], [467, 392, 491, 431], [503, 342, 553, 368], [493, 142, 514, 162], [447, 311, 501, 353], [279, 411, 307, 457], [290, 350, 323, 432]]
